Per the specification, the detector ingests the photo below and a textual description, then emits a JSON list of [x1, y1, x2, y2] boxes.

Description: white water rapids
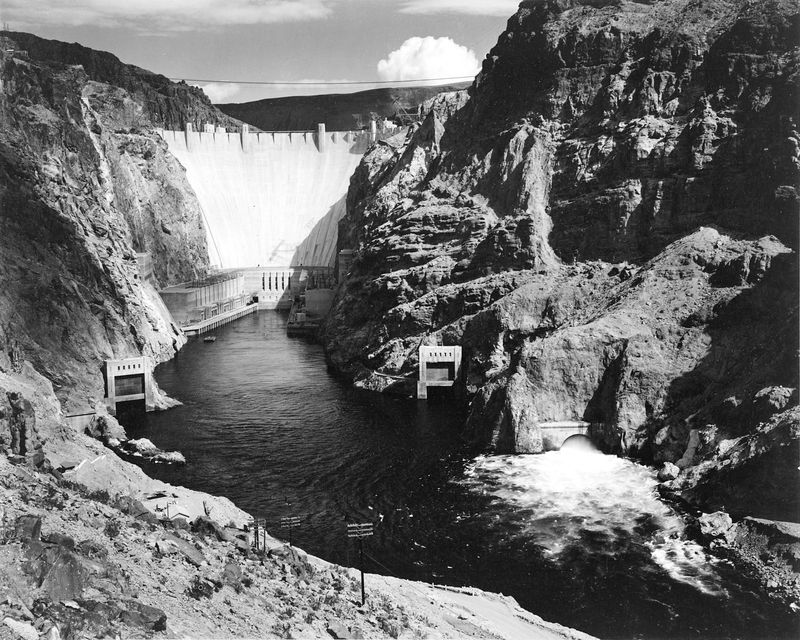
[[460, 448, 730, 597]]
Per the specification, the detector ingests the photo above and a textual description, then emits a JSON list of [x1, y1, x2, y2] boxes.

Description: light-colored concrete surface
[[159, 129, 370, 269]]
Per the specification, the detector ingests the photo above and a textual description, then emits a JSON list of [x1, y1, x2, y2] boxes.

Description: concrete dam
[[158, 125, 372, 270]]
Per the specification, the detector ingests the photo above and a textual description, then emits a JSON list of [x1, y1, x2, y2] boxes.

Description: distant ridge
[[217, 83, 471, 132]]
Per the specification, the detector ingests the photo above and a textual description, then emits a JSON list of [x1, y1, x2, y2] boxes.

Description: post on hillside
[[252, 517, 267, 551], [281, 515, 301, 547], [347, 522, 374, 606]]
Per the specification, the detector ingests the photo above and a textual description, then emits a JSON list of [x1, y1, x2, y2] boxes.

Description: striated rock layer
[[325, 0, 799, 519]]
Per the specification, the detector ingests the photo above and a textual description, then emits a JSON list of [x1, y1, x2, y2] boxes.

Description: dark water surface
[[125, 311, 797, 639]]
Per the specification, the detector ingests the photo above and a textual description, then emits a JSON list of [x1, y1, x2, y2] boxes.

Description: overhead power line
[[170, 75, 475, 86]]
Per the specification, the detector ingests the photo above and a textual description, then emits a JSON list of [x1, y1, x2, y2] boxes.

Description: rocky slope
[[0, 454, 595, 640], [324, 0, 799, 521]]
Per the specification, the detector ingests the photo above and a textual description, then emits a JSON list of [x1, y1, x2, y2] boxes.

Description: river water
[[124, 311, 796, 639]]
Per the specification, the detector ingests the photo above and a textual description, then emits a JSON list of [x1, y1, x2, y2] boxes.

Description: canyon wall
[[159, 128, 371, 268], [0, 34, 216, 416], [325, 0, 799, 518]]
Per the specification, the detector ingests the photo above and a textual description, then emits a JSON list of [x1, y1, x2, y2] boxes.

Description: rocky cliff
[[0, 33, 221, 417], [325, 0, 799, 519], [2, 31, 239, 131]]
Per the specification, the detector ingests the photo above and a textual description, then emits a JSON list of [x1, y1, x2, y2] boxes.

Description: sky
[[0, 0, 520, 103]]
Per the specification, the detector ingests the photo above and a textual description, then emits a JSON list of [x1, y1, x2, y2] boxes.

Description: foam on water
[[461, 449, 728, 596]]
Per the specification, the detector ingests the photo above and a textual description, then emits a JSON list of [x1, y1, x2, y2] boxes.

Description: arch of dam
[[157, 124, 372, 270]]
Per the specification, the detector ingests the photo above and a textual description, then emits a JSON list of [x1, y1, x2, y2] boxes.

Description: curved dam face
[[158, 127, 371, 269]]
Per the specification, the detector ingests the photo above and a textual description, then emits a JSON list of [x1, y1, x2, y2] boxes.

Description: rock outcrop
[[2, 31, 239, 130], [324, 0, 798, 520]]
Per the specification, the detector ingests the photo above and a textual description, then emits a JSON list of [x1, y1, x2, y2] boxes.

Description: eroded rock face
[[324, 0, 799, 516], [0, 36, 216, 412], [83, 82, 211, 286]]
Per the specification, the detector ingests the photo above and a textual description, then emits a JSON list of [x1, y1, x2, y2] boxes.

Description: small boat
[[203, 335, 217, 343]]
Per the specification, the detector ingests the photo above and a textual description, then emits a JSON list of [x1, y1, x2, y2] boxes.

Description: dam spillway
[[158, 126, 371, 269]]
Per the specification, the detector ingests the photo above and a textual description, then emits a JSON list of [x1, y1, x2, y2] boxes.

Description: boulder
[[152, 450, 186, 464], [155, 539, 179, 556], [752, 387, 796, 423], [123, 438, 158, 456], [112, 495, 155, 522], [42, 532, 76, 550], [75, 539, 108, 561], [45, 551, 86, 601], [2, 617, 38, 640], [220, 560, 242, 588], [698, 511, 734, 539], [42, 624, 61, 640], [186, 575, 217, 600], [657, 462, 680, 482], [676, 429, 701, 469], [192, 516, 232, 542], [120, 438, 186, 464], [119, 600, 167, 632], [326, 622, 350, 639], [85, 413, 126, 445], [24, 542, 86, 602], [161, 533, 205, 567], [13, 515, 41, 542]]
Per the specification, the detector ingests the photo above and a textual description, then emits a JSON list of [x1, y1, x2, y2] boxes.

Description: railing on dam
[[158, 123, 375, 155], [159, 121, 407, 156]]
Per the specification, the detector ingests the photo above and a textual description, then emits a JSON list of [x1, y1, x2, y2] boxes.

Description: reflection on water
[[123, 311, 796, 639]]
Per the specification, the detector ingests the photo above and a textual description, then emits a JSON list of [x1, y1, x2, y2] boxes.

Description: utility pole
[[347, 522, 374, 606], [281, 516, 301, 547], [253, 517, 267, 551]]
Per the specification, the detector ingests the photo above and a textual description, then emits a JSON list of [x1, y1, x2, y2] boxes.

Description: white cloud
[[192, 82, 242, 103], [398, 0, 519, 16], [0, 0, 332, 31], [377, 36, 480, 84]]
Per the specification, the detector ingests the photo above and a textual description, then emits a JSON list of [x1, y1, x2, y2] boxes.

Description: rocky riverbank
[[0, 453, 598, 640]]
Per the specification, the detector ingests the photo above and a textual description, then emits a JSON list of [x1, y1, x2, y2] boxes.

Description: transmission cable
[[170, 75, 475, 86]]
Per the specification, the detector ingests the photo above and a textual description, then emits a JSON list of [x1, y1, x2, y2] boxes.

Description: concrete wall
[[159, 272, 246, 325], [242, 266, 334, 310], [158, 127, 370, 269]]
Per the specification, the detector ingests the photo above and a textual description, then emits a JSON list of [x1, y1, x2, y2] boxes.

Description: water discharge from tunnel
[[559, 433, 596, 452], [459, 450, 728, 595]]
